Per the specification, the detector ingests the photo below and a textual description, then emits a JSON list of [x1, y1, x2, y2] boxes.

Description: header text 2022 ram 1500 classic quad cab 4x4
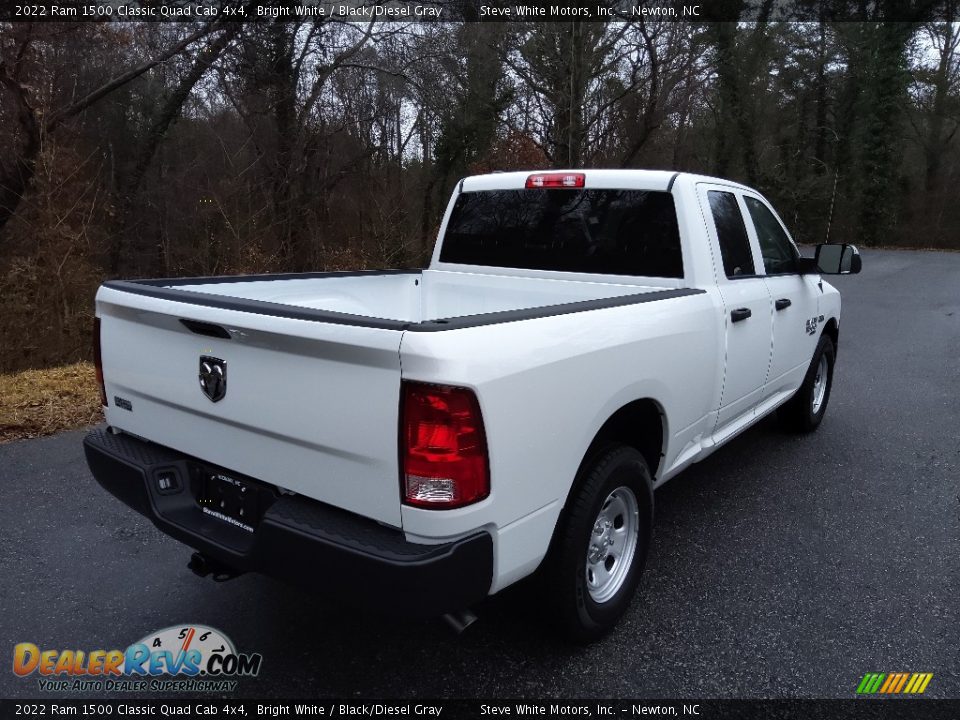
[[85, 170, 861, 641]]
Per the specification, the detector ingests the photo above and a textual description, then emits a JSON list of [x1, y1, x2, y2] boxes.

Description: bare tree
[[0, 23, 220, 240]]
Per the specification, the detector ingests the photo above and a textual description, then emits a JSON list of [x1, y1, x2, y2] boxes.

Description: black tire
[[541, 444, 653, 643], [778, 334, 835, 432]]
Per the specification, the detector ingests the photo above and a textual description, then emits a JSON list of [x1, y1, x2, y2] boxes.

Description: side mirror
[[814, 243, 862, 275]]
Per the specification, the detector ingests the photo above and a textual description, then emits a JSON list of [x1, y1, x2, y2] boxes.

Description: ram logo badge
[[199, 356, 227, 402]]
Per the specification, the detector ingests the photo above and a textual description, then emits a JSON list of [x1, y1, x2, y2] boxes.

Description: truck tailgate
[[96, 286, 404, 527]]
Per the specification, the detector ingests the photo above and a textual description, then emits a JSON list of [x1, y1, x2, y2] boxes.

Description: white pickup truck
[[85, 170, 860, 641]]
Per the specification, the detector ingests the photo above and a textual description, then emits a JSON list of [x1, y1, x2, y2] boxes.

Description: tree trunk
[[814, 19, 829, 174], [924, 21, 957, 193], [266, 25, 301, 267], [856, 22, 914, 246], [712, 22, 740, 177], [0, 65, 41, 237]]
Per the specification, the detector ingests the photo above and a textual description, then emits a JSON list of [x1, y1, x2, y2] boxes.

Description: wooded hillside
[[1, 11, 958, 370]]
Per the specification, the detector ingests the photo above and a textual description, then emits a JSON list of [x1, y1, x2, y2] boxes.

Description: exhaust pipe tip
[[188, 551, 211, 578], [442, 609, 478, 635], [188, 551, 242, 582]]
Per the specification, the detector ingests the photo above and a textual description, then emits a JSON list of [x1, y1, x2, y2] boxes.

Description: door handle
[[730, 308, 752, 323], [775, 298, 792, 311]]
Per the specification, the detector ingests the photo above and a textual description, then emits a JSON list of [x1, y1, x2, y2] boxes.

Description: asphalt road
[[1, 247, 958, 700]]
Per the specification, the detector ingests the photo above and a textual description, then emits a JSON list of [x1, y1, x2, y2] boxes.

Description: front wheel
[[779, 334, 835, 432], [541, 445, 653, 643]]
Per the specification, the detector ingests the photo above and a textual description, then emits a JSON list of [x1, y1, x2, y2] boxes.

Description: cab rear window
[[440, 189, 683, 278]]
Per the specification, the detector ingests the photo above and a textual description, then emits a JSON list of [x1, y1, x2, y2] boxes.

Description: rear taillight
[[93, 317, 107, 407], [401, 382, 489, 509], [525, 172, 585, 189]]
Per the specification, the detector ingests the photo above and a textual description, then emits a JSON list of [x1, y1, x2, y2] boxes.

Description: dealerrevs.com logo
[[13, 625, 262, 693]]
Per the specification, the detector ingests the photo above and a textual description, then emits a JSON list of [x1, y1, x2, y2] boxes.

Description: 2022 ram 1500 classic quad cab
[[85, 170, 861, 641]]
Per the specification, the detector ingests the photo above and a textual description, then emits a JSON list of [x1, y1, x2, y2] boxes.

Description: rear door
[[740, 192, 821, 397], [697, 185, 773, 429], [96, 287, 405, 527]]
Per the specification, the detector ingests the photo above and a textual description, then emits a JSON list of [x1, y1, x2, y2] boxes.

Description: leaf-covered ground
[[0, 362, 102, 443]]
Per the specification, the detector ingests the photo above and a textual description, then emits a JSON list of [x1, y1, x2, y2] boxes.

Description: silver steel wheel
[[811, 353, 829, 414], [585, 486, 640, 604]]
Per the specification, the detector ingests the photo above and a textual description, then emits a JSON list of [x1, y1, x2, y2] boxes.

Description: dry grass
[[0, 362, 103, 443]]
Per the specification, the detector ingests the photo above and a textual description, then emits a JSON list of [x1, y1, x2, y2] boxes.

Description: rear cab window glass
[[440, 189, 683, 278], [743, 196, 799, 275], [707, 190, 755, 278]]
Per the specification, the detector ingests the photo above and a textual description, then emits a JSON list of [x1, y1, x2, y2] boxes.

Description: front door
[[739, 192, 822, 397], [697, 185, 773, 429]]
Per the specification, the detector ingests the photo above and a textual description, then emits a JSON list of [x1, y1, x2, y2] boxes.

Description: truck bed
[[105, 269, 693, 330], [95, 268, 702, 528]]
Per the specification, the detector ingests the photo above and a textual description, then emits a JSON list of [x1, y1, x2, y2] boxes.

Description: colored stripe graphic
[[904, 674, 921, 693], [857, 672, 933, 694], [892, 673, 909, 693]]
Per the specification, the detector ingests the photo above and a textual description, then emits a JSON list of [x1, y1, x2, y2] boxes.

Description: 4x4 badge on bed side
[[805, 315, 824, 335]]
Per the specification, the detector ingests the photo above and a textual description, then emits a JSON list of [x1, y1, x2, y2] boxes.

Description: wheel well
[[583, 399, 664, 479], [539, 399, 664, 576], [823, 317, 839, 354]]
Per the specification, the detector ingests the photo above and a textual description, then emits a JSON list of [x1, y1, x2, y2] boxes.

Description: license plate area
[[197, 471, 268, 533]]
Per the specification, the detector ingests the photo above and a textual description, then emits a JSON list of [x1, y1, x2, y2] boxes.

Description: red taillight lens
[[93, 317, 107, 407], [525, 172, 585, 189], [401, 382, 489, 509]]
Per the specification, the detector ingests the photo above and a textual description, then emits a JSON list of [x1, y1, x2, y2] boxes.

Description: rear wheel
[[779, 334, 835, 432], [542, 445, 653, 643]]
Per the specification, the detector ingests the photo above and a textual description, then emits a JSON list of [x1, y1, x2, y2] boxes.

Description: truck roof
[[460, 169, 753, 194]]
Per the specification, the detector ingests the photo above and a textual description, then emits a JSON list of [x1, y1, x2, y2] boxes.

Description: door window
[[744, 196, 799, 275], [708, 191, 755, 278]]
